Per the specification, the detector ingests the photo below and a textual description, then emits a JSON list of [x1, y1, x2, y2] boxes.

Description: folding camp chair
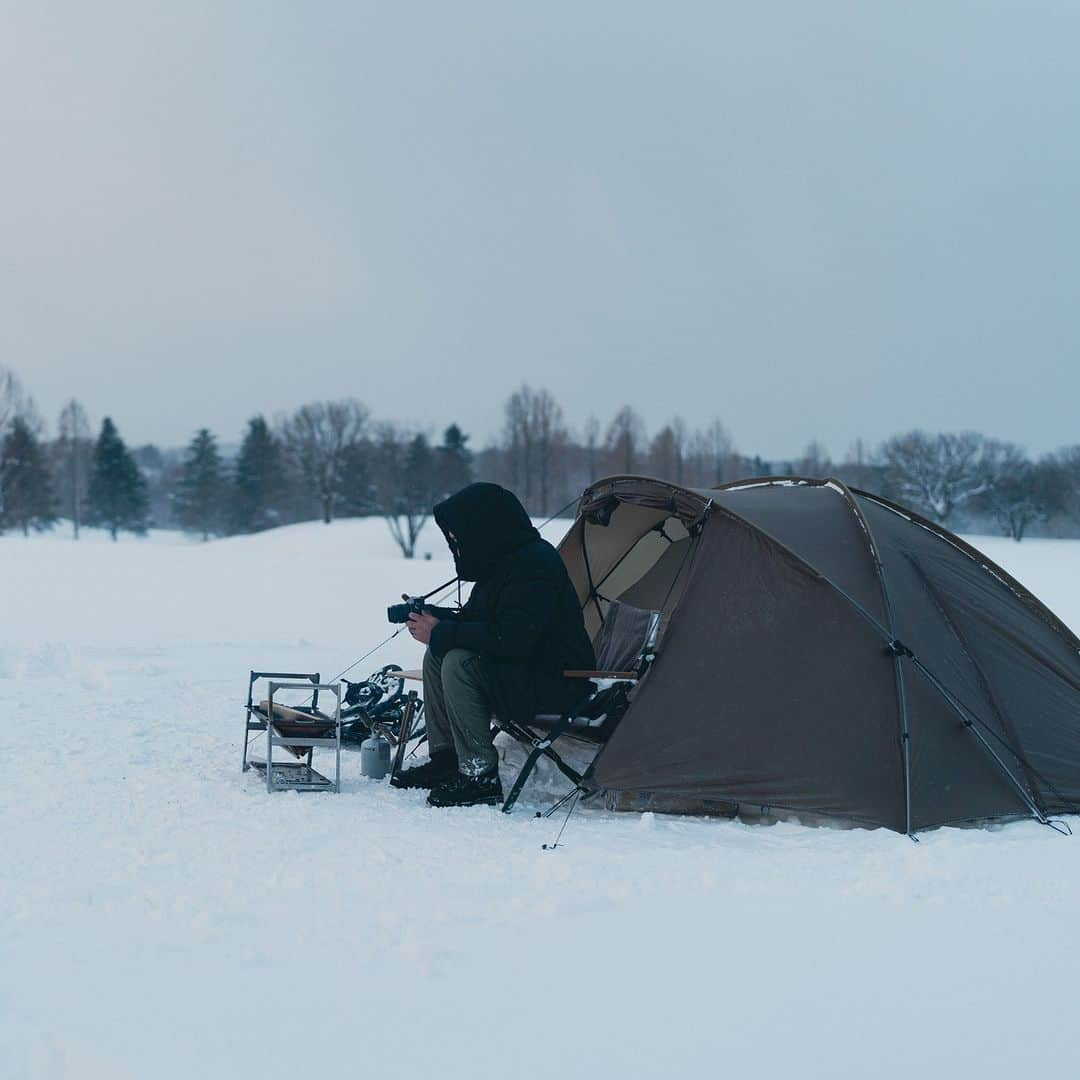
[[394, 601, 661, 811], [496, 600, 662, 812]]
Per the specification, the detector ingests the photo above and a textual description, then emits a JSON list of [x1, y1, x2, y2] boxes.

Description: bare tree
[[880, 430, 988, 524], [975, 441, 1059, 541], [605, 405, 646, 475], [280, 399, 369, 524], [648, 425, 677, 482], [836, 437, 881, 491], [685, 419, 736, 487], [502, 388, 531, 500], [671, 417, 688, 483], [501, 385, 568, 514], [533, 392, 568, 515], [56, 399, 91, 538], [582, 414, 601, 481], [372, 425, 435, 557], [1053, 445, 1080, 527], [795, 440, 832, 477], [649, 418, 688, 483]]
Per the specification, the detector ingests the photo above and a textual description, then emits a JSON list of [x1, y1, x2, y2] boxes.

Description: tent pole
[[902, 553, 1048, 813], [907, 656, 1051, 826], [829, 479, 915, 838], [580, 526, 606, 628], [592, 518, 674, 594]]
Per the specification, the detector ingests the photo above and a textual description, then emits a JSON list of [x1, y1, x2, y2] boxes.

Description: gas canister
[[360, 732, 392, 779]]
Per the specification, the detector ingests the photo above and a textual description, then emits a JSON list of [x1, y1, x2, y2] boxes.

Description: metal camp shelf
[[242, 671, 342, 793]]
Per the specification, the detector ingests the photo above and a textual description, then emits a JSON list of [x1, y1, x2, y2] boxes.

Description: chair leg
[[502, 747, 543, 813], [499, 713, 586, 813], [540, 745, 585, 788], [502, 745, 588, 814]]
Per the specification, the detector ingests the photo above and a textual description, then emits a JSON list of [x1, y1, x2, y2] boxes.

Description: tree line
[[2, 365, 1079, 550]]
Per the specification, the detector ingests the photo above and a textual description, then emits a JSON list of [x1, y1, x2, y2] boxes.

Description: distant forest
[[2, 364, 1079, 552]]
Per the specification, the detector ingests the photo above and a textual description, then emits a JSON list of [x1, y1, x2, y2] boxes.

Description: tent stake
[[543, 788, 583, 851]]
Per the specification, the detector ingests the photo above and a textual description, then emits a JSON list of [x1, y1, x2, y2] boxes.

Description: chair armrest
[[402, 668, 639, 682], [564, 669, 639, 681]]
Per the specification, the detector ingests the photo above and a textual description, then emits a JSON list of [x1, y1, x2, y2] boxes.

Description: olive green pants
[[422, 648, 499, 777]]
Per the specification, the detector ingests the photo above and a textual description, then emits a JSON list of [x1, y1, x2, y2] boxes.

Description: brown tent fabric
[[556, 475, 1080, 833]]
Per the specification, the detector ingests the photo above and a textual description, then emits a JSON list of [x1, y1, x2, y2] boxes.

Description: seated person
[[392, 482, 595, 807]]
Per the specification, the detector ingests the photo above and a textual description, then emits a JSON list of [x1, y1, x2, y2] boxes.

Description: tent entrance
[[560, 500, 700, 640]]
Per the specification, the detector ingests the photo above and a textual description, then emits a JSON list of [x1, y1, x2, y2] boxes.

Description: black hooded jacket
[[427, 483, 595, 727]]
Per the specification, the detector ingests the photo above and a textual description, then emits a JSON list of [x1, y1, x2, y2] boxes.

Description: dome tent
[[557, 475, 1080, 834]]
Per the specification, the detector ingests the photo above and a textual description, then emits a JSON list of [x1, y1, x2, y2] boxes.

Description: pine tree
[[0, 416, 56, 535], [231, 416, 285, 532], [339, 438, 377, 517], [436, 423, 474, 496], [174, 428, 227, 540], [405, 433, 435, 502], [87, 418, 149, 540]]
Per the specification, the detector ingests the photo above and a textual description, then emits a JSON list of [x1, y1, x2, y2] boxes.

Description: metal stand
[[386, 690, 421, 782], [243, 670, 342, 793]]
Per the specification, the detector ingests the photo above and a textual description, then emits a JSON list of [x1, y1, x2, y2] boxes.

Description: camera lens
[[387, 601, 411, 624]]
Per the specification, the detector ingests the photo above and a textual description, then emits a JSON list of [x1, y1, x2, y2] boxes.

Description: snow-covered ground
[[3, 518, 1080, 1079]]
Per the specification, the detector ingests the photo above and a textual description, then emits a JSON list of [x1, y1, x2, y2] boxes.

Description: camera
[[387, 596, 425, 624]]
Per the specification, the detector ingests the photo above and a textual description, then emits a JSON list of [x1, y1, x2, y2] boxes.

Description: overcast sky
[[2, 2, 1078, 459]]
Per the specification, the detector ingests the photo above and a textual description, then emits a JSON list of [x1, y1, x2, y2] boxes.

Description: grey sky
[[3, 2, 1078, 459]]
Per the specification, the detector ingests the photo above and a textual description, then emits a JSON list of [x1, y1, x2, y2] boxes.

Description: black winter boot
[[390, 748, 459, 790], [427, 769, 503, 808]]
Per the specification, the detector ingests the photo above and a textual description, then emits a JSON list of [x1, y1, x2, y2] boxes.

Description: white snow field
[[3, 519, 1080, 1080]]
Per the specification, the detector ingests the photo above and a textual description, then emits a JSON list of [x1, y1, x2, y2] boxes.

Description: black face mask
[[446, 532, 463, 567], [433, 483, 540, 582]]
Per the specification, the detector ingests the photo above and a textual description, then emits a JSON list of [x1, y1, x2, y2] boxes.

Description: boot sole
[[390, 770, 458, 791], [426, 793, 503, 808]]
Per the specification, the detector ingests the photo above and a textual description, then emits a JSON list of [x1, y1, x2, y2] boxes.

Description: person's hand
[[407, 610, 439, 645]]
